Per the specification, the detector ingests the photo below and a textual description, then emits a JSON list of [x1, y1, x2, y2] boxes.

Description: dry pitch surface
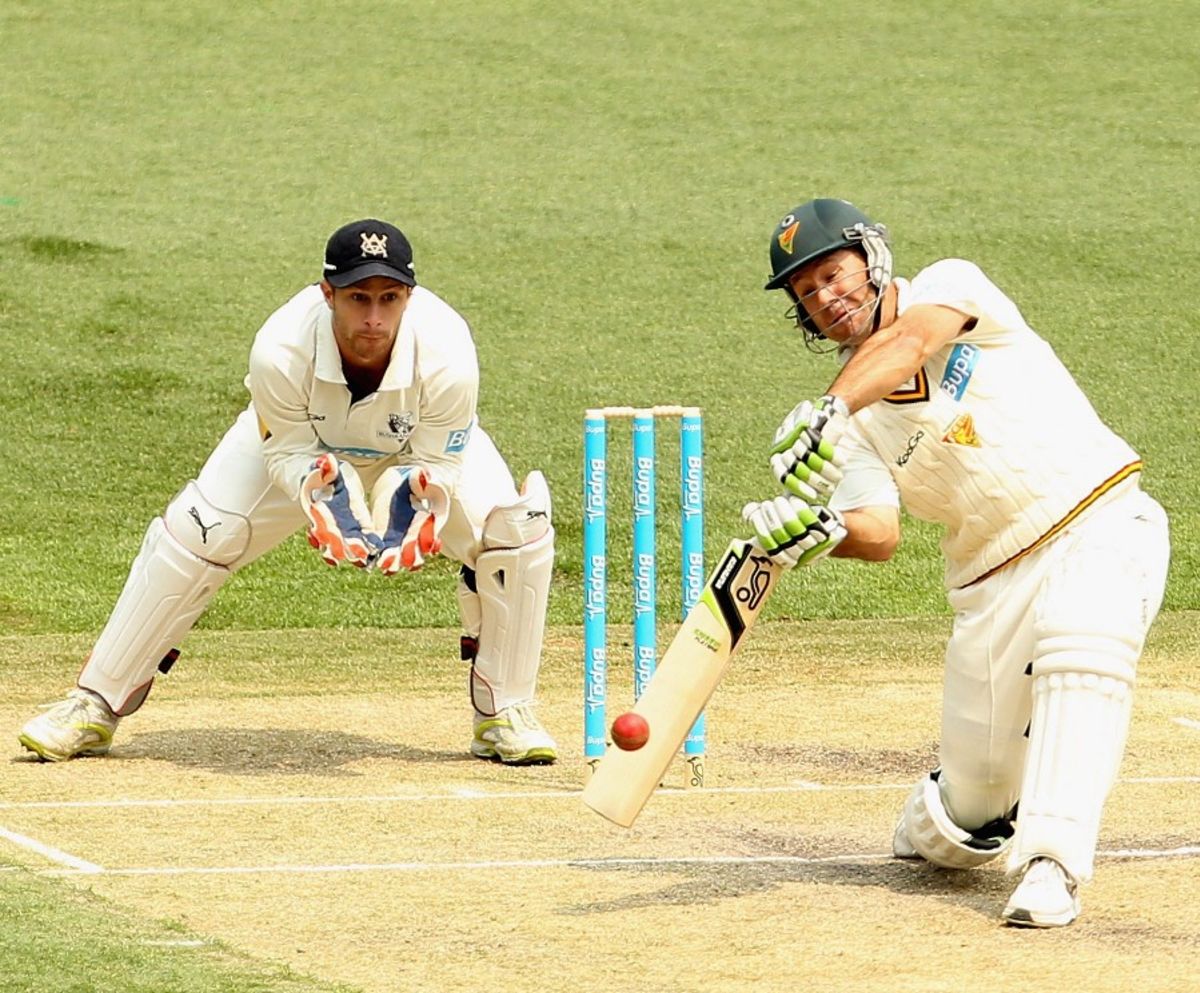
[[3, 614, 1199, 993]]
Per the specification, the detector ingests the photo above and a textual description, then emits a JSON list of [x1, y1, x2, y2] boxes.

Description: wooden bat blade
[[581, 538, 783, 827]]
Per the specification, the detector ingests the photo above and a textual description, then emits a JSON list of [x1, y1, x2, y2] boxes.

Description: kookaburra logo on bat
[[736, 555, 774, 610]]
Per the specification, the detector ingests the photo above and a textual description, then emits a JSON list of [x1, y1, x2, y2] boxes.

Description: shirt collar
[[314, 308, 345, 383]]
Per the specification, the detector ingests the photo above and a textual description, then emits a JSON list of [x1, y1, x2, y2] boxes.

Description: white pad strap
[[1008, 653, 1137, 883], [79, 482, 251, 715], [902, 774, 1014, 869], [467, 472, 554, 716]]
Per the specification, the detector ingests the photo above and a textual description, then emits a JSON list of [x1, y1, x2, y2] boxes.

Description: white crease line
[[141, 939, 208, 947], [0, 825, 103, 874], [37, 844, 1200, 879], [40, 853, 895, 877], [0, 789, 579, 811], [1172, 716, 1200, 731], [2, 775, 1195, 813], [1102, 844, 1200, 859]]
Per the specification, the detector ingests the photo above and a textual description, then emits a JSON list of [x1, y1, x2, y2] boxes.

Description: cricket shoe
[[471, 703, 558, 765], [18, 689, 120, 762], [1002, 857, 1081, 928], [891, 814, 923, 860]]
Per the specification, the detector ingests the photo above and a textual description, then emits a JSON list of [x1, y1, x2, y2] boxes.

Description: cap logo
[[359, 232, 389, 258], [777, 220, 799, 255]]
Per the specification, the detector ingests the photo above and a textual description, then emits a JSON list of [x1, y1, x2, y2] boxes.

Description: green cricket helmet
[[764, 198, 893, 342]]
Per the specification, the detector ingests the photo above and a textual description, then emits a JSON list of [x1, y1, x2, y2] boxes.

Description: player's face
[[323, 277, 412, 371], [788, 248, 877, 346]]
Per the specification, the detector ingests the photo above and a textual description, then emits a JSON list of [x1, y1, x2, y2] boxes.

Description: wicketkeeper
[[742, 198, 1170, 927], [19, 219, 558, 766]]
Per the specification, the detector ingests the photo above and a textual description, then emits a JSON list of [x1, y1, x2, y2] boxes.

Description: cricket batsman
[[741, 198, 1170, 926]]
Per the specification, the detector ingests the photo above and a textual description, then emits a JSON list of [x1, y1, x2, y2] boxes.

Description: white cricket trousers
[[936, 484, 1170, 829]]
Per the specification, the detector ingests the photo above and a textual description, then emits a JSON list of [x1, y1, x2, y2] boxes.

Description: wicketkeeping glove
[[299, 455, 382, 568], [371, 466, 451, 575], [769, 394, 849, 501], [742, 494, 847, 570]]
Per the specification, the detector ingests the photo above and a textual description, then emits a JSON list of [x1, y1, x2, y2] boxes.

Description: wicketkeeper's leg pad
[[78, 481, 251, 716], [1007, 648, 1137, 884], [900, 771, 1015, 869], [463, 472, 554, 716]]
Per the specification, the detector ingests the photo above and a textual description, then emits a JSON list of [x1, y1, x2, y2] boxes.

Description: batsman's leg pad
[[901, 772, 1015, 869], [1008, 650, 1137, 884], [79, 482, 251, 716], [467, 473, 554, 716], [1007, 488, 1167, 882]]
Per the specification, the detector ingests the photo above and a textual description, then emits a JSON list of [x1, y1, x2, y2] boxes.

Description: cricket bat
[[581, 538, 784, 827]]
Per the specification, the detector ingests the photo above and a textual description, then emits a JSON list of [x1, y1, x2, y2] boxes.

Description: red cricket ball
[[611, 711, 650, 751]]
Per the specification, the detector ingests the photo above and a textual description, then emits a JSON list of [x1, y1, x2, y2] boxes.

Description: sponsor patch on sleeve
[[444, 426, 472, 454], [940, 342, 980, 401]]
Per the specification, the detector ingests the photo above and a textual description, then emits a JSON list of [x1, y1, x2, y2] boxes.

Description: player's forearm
[[829, 304, 970, 413], [828, 326, 926, 413], [831, 507, 899, 562]]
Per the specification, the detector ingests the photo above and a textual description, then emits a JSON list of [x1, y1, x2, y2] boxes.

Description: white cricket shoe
[[471, 702, 558, 765], [18, 689, 120, 762], [1002, 857, 1081, 928], [892, 814, 922, 860]]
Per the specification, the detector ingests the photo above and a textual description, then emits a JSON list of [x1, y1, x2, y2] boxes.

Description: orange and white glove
[[371, 466, 451, 574], [299, 455, 381, 568]]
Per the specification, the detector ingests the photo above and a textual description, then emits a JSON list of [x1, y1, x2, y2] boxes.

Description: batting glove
[[769, 394, 849, 501], [371, 466, 451, 574], [742, 494, 847, 570], [299, 455, 381, 568]]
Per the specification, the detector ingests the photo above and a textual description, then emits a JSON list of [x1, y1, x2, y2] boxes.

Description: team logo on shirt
[[942, 412, 982, 447], [380, 411, 414, 444], [360, 232, 389, 257]]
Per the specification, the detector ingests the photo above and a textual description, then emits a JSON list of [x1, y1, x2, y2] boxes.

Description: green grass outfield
[[2, 0, 1197, 635], [0, 868, 358, 993], [1, 3, 1198, 987]]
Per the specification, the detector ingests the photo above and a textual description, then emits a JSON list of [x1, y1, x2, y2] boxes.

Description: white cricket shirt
[[246, 284, 479, 501], [829, 259, 1141, 589]]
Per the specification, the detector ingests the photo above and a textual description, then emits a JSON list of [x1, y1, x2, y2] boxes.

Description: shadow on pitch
[[562, 853, 1014, 924], [115, 728, 469, 777]]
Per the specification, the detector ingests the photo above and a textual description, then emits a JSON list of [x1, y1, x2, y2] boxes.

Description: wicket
[[583, 405, 706, 787]]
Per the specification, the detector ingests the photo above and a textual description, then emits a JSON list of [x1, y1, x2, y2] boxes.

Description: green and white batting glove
[[742, 494, 847, 570], [769, 394, 849, 501]]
